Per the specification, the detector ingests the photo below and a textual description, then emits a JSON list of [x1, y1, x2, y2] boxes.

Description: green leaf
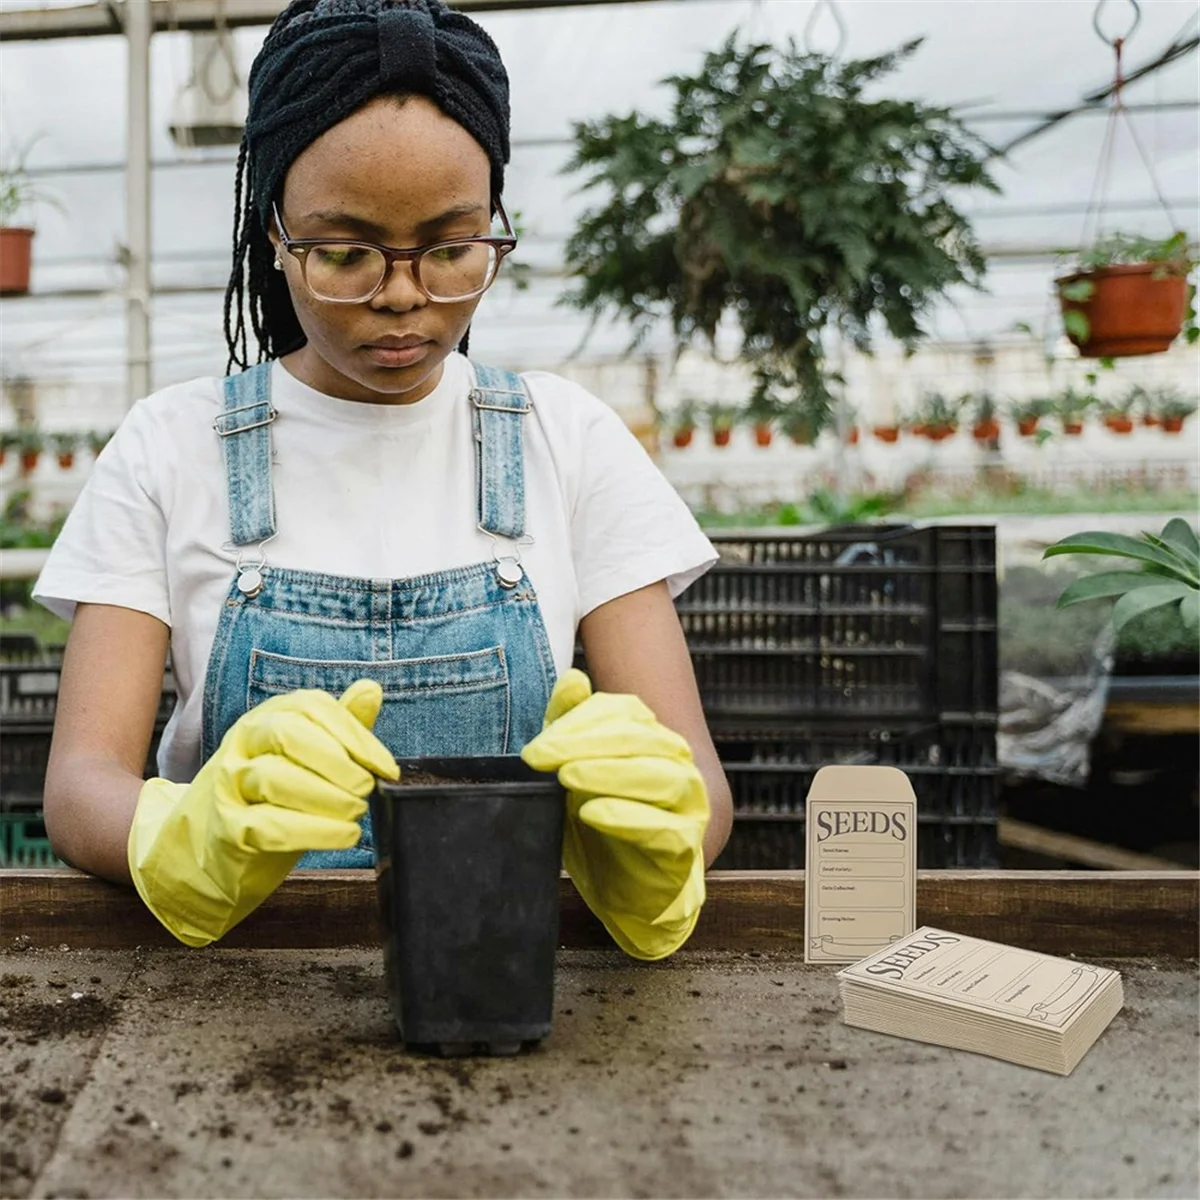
[[1055, 571, 1167, 609], [1142, 531, 1200, 582], [1159, 518, 1200, 564], [1061, 310, 1091, 341], [1180, 591, 1199, 638], [1058, 280, 1095, 302], [1110, 583, 1191, 632], [1044, 531, 1199, 584]]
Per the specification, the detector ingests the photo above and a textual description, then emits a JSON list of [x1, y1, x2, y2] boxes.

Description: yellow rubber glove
[[128, 680, 398, 948], [521, 669, 709, 961]]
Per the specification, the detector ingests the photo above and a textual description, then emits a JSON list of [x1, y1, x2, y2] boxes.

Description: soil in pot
[[1057, 263, 1187, 358], [672, 428, 694, 449], [0, 227, 35, 296], [370, 757, 564, 1058]]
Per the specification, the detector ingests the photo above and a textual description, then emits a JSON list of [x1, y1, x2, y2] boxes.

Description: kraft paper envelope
[[804, 765, 917, 964]]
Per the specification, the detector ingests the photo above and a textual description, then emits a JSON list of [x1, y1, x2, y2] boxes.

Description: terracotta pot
[[788, 431, 813, 446], [1162, 417, 1186, 434], [911, 423, 928, 438], [712, 428, 732, 447], [19, 450, 40, 472], [0, 227, 35, 296], [1017, 417, 1039, 437], [927, 424, 955, 442], [972, 420, 1000, 442], [844, 427, 859, 446], [1057, 263, 1187, 358], [672, 427, 694, 449], [0, 448, 6, 467], [873, 426, 900, 444], [1061, 421, 1084, 436], [56, 451, 76, 469], [1142, 413, 1160, 427], [1104, 415, 1133, 434], [753, 424, 773, 447]]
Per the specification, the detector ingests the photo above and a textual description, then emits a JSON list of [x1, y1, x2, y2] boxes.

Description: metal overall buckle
[[223, 535, 275, 600], [480, 527, 533, 589]]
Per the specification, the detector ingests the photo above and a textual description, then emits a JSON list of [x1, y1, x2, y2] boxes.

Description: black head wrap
[[225, 0, 510, 369]]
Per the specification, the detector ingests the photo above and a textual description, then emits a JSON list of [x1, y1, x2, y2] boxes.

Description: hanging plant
[[1046, 518, 1198, 640], [561, 35, 996, 421], [1056, 386, 1094, 435], [15, 427, 43, 472], [1155, 393, 1197, 435], [49, 431, 78, 468], [86, 429, 112, 457], [1057, 232, 1195, 358], [670, 399, 698, 449], [1010, 397, 1052, 437], [1096, 392, 1134, 434], [707, 403, 738, 448], [915, 392, 962, 441], [968, 391, 1001, 441]]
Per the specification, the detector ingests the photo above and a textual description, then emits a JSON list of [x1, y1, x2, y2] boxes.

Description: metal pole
[[126, 0, 152, 406]]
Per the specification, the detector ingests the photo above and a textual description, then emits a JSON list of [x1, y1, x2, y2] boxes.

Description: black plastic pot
[[369, 756, 565, 1057]]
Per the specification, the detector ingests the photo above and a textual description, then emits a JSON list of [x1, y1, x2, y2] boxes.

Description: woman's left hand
[[520, 669, 709, 961]]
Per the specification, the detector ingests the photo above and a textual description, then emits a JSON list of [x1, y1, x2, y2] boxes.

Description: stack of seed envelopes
[[836, 927, 1124, 1075]]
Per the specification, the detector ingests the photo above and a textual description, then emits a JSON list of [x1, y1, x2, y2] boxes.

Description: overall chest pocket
[[248, 646, 512, 758]]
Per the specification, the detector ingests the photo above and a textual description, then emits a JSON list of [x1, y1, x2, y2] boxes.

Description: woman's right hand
[[128, 681, 398, 947]]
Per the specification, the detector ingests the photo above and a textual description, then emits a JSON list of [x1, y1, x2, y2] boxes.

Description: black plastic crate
[[713, 720, 1000, 869], [679, 525, 997, 725], [1, 662, 175, 805]]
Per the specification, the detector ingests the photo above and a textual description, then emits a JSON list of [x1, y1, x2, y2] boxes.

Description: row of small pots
[[0, 436, 113, 472], [671, 424, 861, 450], [870, 413, 1190, 443]]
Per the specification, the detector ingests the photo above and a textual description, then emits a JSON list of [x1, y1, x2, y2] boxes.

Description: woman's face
[[271, 95, 493, 405]]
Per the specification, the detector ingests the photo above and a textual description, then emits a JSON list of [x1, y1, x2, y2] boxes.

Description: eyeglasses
[[272, 200, 517, 304]]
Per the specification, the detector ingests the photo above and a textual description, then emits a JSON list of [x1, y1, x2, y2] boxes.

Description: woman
[[34, 0, 732, 960]]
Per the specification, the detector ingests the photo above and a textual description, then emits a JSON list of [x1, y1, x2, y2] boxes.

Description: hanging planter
[[0, 140, 65, 296], [873, 425, 900, 444], [753, 422, 773, 448], [49, 431, 78, 469], [1011, 398, 1052, 437], [914, 392, 962, 443], [1156, 395, 1196, 434], [672, 425, 695, 449], [0, 227, 35, 296], [973, 420, 1000, 442], [16, 428, 43, 473], [1055, 13, 1196, 359], [1056, 386, 1093, 437], [967, 391, 1000, 443], [1057, 250, 1192, 358]]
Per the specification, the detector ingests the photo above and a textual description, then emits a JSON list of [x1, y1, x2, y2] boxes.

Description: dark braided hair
[[223, 0, 510, 372]]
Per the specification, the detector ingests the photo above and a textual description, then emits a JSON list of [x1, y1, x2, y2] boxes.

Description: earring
[[273, 258, 284, 272]]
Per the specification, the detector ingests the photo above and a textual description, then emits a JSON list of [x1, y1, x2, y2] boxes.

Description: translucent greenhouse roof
[[1, 0, 1197, 389]]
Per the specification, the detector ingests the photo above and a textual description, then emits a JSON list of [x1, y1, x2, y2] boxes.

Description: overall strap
[[215, 362, 277, 547], [470, 362, 530, 541]]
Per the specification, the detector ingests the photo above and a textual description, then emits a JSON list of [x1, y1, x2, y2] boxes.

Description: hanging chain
[[803, 0, 849, 60], [1080, 0, 1178, 250]]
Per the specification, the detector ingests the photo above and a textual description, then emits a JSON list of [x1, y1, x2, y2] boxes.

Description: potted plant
[[1045, 518, 1198, 640], [872, 421, 901, 444], [743, 385, 779, 448], [707, 403, 738, 448], [1155, 393, 1197, 435], [1056, 387, 1093, 435], [15, 428, 43, 473], [1010, 397, 1052, 437], [782, 409, 818, 446], [969, 392, 1001, 442], [86, 429, 112, 457], [49, 431, 78, 469], [561, 36, 996, 433], [0, 139, 63, 296], [1124, 384, 1159, 426], [1056, 231, 1197, 359], [1096, 394, 1134, 435], [670, 399, 698, 449], [916, 392, 962, 441]]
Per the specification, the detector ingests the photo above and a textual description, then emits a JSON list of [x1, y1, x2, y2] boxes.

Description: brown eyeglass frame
[[271, 199, 518, 304]]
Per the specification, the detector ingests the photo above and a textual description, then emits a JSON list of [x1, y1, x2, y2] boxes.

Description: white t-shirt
[[34, 353, 716, 782]]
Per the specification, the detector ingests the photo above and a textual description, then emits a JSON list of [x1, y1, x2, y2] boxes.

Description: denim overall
[[201, 361, 557, 867]]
